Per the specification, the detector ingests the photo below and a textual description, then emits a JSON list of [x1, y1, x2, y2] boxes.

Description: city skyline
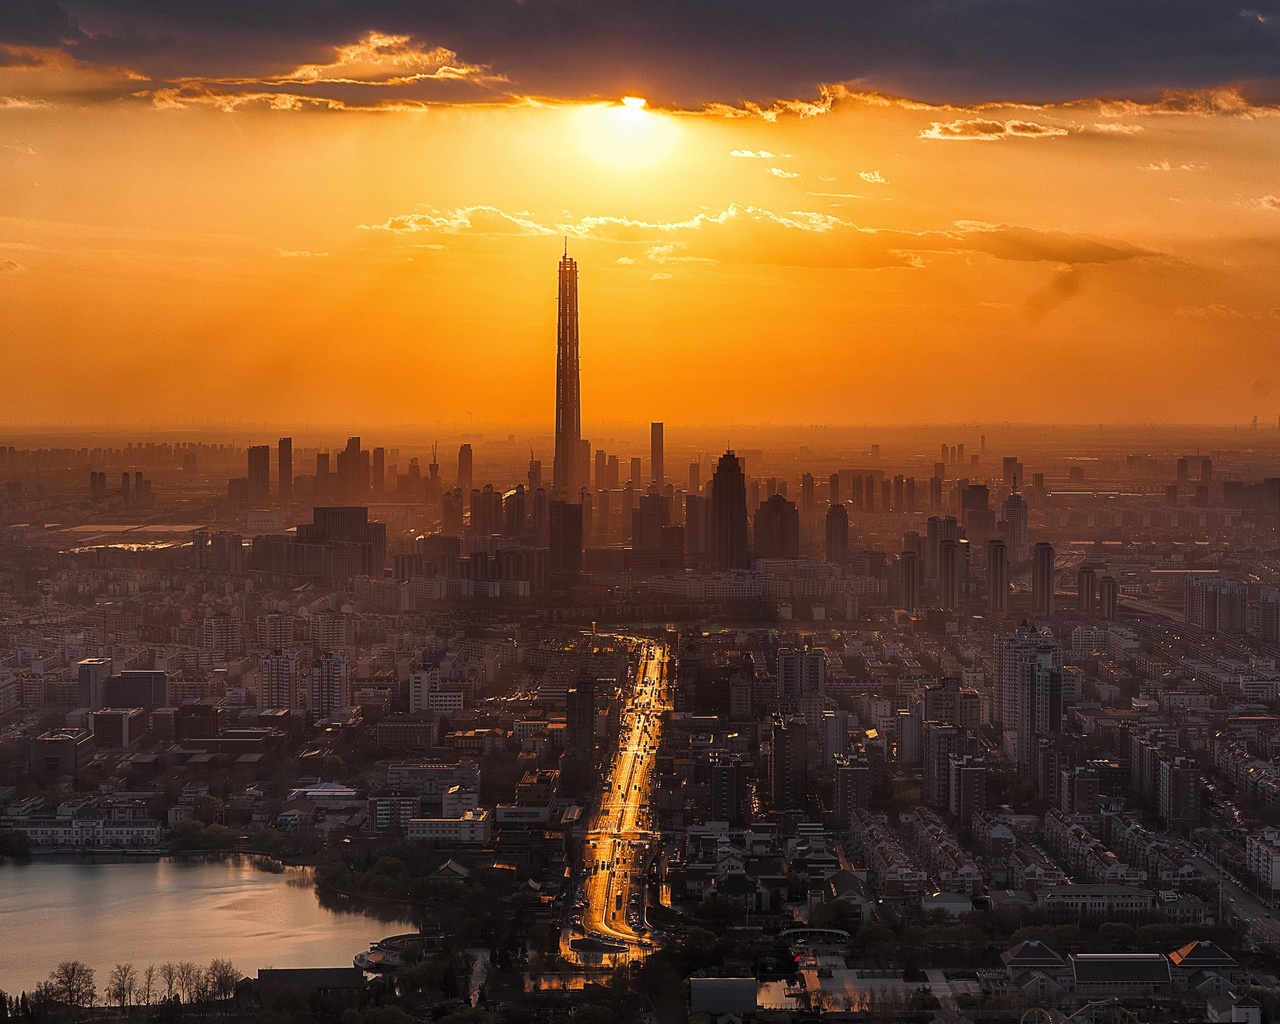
[[6, 8, 1280, 1021]]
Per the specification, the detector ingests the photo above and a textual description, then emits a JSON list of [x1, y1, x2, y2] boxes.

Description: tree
[[159, 963, 177, 1001], [176, 962, 200, 1003], [207, 959, 239, 1001], [49, 961, 96, 1009], [107, 964, 137, 1010], [191, 794, 222, 825], [140, 965, 156, 1007], [0, 829, 32, 857]]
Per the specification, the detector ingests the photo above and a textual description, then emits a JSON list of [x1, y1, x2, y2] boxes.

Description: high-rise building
[[260, 650, 299, 709], [925, 514, 959, 582], [1184, 577, 1247, 634], [650, 422, 664, 486], [923, 721, 961, 808], [777, 647, 825, 708], [372, 447, 385, 498], [457, 443, 473, 496], [566, 680, 595, 760], [710, 755, 747, 826], [938, 538, 960, 611], [247, 445, 271, 504], [277, 437, 293, 503], [999, 490, 1030, 561], [548, 499, 583, 586], [1098, 575, 1119, 620], [770, 715, 808, 812], [1032, 541, 1056, 617], [825, 504, 849, 563], [310, 651, 349, 717], [1014, 651, 1063, 775], [553, 247, 581, 494], [994, 623, 1062, 731], [900, 550, 921, 612], [832, 754, 871, 829], [685, 494, 711, 563], [987, 538, 1009, 616], [711, 449, 749, 571], [1078, 565, 1097, 614], [753, 494, 800, 559]]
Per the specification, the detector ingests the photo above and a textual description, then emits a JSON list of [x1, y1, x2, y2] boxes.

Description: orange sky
[[3, 35, 1280, 429]]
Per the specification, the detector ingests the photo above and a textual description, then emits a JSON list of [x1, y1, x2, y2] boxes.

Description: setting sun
[[575, 99, 679, 170]]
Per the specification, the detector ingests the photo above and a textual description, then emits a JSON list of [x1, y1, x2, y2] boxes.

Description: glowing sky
[[3, 3, 1280, 428]]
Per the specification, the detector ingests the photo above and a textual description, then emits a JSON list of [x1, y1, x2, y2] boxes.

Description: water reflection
[[0, 856, 413, 994]]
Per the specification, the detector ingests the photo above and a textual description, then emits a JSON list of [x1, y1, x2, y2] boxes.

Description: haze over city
[[7, 6, 1280, 1024]]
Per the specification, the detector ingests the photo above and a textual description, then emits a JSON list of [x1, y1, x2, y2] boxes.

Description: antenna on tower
[[563, 235, 568, 258]]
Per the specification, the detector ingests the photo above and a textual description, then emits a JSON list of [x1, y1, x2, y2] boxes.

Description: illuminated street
[[568, 638, 670, 964]]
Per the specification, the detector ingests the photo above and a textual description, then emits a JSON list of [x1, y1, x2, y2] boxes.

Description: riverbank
[[0, 856, 412, 994]]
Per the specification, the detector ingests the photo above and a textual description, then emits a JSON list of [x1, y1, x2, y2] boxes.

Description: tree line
[[0, 958, 240, 1018]]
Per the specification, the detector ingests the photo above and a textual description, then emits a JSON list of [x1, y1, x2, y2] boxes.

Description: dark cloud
[[10, 1, 1280, 107], [0, 1, 77, 47]]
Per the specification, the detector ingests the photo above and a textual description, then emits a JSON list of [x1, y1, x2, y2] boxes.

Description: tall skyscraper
[[548, 499, 583, 587], [372, 447, 385, 498], [711, 449, 749, 571], [999, 489, 1029, 561], [553, 246, 581, 495], [987, 538, 1009, 616], [825, 503, 849, 563], [1033, 541, 1056, 617], [457, 443, 473, 496], [900, 549, 921, 612], [247, 445, 270, 504], [1077, 565, 1097, 614], [753, 494, 800, 559], [770, 715, 808, 812], [277, 437, 292, 503], [650, 421, 664, 486]]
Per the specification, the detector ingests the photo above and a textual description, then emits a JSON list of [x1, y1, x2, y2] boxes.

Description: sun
[[576, 97, 678, 169]]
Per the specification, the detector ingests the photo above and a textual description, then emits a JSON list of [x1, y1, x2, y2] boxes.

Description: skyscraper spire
[[553, 245, 581, 495]]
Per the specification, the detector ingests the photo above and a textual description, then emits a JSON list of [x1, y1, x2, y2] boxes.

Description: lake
[[0, 856, 413, 995]]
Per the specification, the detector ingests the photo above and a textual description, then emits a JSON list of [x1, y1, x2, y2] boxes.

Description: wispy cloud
[[729, 149, 789, 158], [359, 205, 556, 236], [858, 170, 889, 184], [767, 167, 799, 178], [0, 258, 25, 273], [358, 202, 1157, 272], [1260, 195, 1280, 210], [920, 118, 1069, 141], [277, 249, 329, 258]]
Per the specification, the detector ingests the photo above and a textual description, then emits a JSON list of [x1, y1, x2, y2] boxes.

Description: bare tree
[[159, 963, 177, 1001], [140, 965, 156, 1007], [107, 963, 137, 1010], [49, 961, 96, 1009], [207, 959, 240, 1001], [176, 962, 200, 1004]]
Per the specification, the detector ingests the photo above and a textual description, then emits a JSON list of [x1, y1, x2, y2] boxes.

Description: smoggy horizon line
[[3, 419, 1280, 442]]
